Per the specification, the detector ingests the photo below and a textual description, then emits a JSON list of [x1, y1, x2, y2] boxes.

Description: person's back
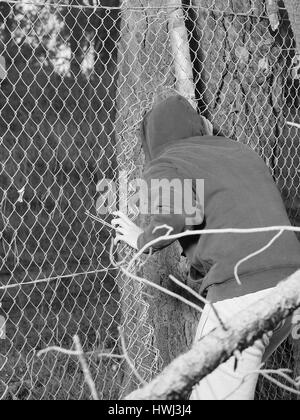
[[157, 136, 300, 299], [137, 95, 300, 300]]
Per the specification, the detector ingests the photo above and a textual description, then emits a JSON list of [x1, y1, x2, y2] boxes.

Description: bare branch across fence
[[125, 270, 300, 400]]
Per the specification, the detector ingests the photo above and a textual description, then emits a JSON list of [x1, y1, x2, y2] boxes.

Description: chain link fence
[[0, 0, 299, 400], [0, 0, 160, 400]]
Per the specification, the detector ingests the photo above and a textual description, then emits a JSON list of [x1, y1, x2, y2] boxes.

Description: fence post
[[168, 0, 213, 134]]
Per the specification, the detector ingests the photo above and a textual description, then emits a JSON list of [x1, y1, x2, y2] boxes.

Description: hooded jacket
[[137, 95, 300, 300]]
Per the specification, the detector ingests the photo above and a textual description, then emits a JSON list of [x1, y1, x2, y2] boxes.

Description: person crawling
[[111, 95, 300, 400]]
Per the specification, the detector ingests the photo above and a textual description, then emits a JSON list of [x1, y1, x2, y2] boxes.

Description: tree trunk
[[115, 0, 200, 398]]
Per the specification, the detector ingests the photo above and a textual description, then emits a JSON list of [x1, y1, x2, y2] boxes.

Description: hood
[[141, 95, 208, 163]]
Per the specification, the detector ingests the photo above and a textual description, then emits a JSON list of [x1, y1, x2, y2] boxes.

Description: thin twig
[[287, 121, 300, 129], [73, 335, 99, 401], [118, 264, 204, 314], [169, 274, 228, 330], [37, 346, 124, 360], [137, 247, 154, 270], [221, 367, 298, 400], [234, 230, 284, 285], [0, 267, 118, 292], [85, 210, 115, 230], [118, 327, 147, 385], [109, 237, 132, 268], [125, 270, 300, 400], [128, 225, 300, 271], [261, 373, 300, 396]]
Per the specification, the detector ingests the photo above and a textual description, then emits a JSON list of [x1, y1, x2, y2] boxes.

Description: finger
[[112, 218, 132, 230], [112, 211, 132, 224], [115, 226, 126, 235], [114, 234, 123, 246], [112, 211, 125, 218], [111, 220, 129, 234], [111, 217, 129, 226]]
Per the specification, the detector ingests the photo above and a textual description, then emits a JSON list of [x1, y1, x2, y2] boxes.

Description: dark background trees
[[0, 0, 123, 399]]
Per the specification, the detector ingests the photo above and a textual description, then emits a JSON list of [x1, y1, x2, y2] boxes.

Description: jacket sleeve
[[137, 212, 186, 252], [137, 160, 203, 252]]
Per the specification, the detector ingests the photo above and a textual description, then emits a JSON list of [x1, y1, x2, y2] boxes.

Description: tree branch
[[125, 270, 300, 400]]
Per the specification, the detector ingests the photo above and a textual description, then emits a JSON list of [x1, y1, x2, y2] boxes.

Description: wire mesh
[[0, 0, 162, 400], [0, 0, 299, 400]]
